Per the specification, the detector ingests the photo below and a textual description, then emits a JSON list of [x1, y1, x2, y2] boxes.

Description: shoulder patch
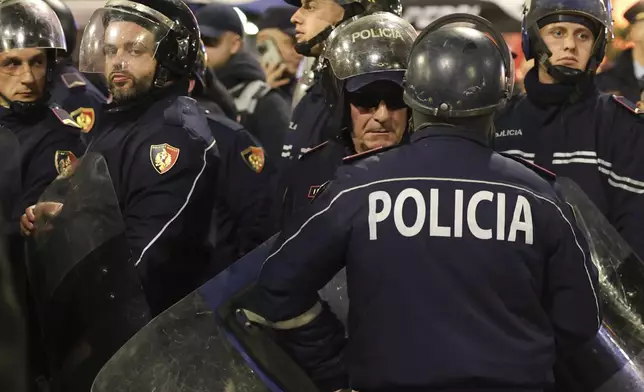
[[50, 106, 82, 129], [500, 153, 557, 182], [310, 180, 330, 202], [150, 143, 180, 174], [612, 95, 644, 115], [60, 72, 87, 88], [298, 140, 329, 160], [241, 146, 265, 173], [69, 107, 95, 133], [343, 145, 396, 164], [54, 150, 77, 177]]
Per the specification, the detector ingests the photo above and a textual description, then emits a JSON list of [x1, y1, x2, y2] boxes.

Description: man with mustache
[[22, 0, 220, 316], [495, 0, 644, 260], [279, 13, 416, 225]]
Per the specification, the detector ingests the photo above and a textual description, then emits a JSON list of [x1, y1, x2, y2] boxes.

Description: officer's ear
[[188, 79, 196, 94], [230, 33, 243, 55]]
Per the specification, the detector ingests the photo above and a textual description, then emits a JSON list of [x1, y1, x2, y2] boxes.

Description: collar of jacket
[[524, 67, 597, 107], [412, 124, 490, 147], [105, 80, 189, 117]]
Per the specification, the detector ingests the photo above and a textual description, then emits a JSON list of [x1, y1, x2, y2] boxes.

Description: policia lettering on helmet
[[188, 42, 276, 272], [495, 0, 644, 260], [22, 0, 220, 315], [279, 13, 416, 225], [43, 0, 107, 134], [236, 15, 600, 392], [279, 0, 402, 164]]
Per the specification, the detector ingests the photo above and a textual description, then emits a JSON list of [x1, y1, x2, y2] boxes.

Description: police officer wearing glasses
[[278, 12, 415, 225], [237, 14, 600, 392]]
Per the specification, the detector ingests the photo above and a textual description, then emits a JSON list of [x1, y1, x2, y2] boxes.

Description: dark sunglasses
[[201, 36, 221, 47], [346, 90, 407, 110]]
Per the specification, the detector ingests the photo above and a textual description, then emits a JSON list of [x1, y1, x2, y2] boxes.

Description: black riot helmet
[[0, 0, 66, 114], [522, 0, 613, 83], [42, 0, 78, 57], [404, 14, 514, 122], [319, 12, 417, 144], [287, 0, 402, 56], [79, 0, 201, 89]]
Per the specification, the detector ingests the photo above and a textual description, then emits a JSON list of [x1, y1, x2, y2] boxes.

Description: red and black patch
[[54, 150, 77, 177]]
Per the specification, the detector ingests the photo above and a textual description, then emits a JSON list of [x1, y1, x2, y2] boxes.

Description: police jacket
[[217, 50, 290, 159], [245, 125, 600, 391], [85, 85, 218, 315], [595, 49, 642, 103], [495, 67, 644, 260], [50, 61, 107, 134], [279, 138, 347, 226], [280, 79, 331, 163], [0, 104, 83, 233], [197, 99, 275, 272]]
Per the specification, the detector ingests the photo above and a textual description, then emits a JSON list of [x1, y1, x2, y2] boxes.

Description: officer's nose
[[291, 8, 303, 25], [563, 34, 577, 52], [20, 66, 36, 84], [372, 101, 391, 123]]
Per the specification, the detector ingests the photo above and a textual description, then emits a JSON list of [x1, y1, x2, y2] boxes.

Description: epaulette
[[298, 140, 329, 160], [500, 153, 556, 182], [50, 105, 82, 129], [612, 95, 644, 116], [202, 107, 243, 131], [60, 72, 87, 89], [343, 144, 396, 164]]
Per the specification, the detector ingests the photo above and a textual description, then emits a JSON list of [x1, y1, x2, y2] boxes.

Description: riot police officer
[[280, 12, 416, 225], [0, 0, 84, 236], [495, 0, 644, 260], [24, 0, 219, 315], [43, 0, 107, 133], [189, 43, 276, 272], [279, 0, 402, 164], [239, 15, 600, 391]]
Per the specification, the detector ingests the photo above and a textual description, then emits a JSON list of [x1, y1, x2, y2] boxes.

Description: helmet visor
[[0, 0, 66, 52], [78, 6, 170, 74]]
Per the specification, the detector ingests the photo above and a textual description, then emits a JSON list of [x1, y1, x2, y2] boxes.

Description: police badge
[[150, 143, 180, 174], [54, 150, 77, 177], [70, 107, 96, 133], [240, 146, 265, 173]]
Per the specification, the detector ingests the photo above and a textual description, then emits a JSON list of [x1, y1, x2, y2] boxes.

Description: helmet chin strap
[[295, 2, 365, 57], [0, 91, 49, 117], [530, 25, 589, 85]]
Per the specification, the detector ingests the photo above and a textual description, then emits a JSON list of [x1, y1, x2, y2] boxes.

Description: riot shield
[[25, 152, 151, 392], [0, 130, 26, 392], [555, 177, 644, 391], [93, 234, 326, 391]]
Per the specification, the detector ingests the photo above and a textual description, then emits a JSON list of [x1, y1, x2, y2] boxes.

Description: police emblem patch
[[70, 107, 95, 133], [54, 150, 77, 177], [241, 146, 265, 173], [150, 143, 180, 174]]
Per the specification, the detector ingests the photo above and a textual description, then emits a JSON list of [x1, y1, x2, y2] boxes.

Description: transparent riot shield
[[25, 152, 151, 392], [0, 130, 26, 392], [555, 177, 644, 391], [92, 234, 323, 392]]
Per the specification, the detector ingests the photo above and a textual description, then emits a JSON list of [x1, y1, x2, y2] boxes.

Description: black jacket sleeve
[[248, 178, 358, 390], [250, 91, 290, 159]]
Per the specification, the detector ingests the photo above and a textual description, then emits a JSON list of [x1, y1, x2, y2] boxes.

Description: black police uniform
[[196, 99, 275, 271], [85, 88, 218, 314], [495, 68, 644, 260], [595, 48, 643, 102], [280, 80, 331, 162], [49, 61, 107, 134], [247, 125, 600, 391], [279, 138, 347, 226], [0, 104, 83, 232]]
